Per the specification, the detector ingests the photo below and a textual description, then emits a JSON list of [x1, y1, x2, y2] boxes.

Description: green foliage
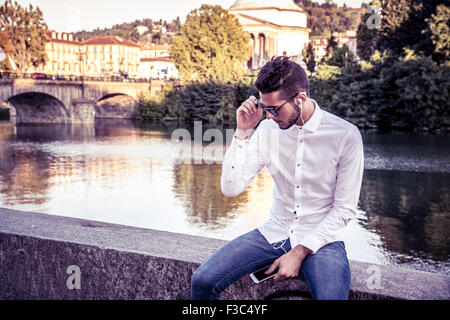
[[138, 72, 260, 124], [0, 107, 10, 120], [356, 0, 448, 64], [138, 82, 180, 121], [323, 44, 359, 73], [325, 34, 338, 56], [310, 50, 450, 132], [376, 0, 447, 58], [235, 72, 259, 107], [302, 43, 316, 73], [138, 95, 168, 121], [73, 17, 181, 44], [425, 4, 450, 62], [0, 31, 13, 71], [149, 4, 253, 124], [356, 0, 382, 61], [0, 0, 48, 72], [295, 0, 363, 36], [165, 82, 231, 123], [170, 4, 250, 84]]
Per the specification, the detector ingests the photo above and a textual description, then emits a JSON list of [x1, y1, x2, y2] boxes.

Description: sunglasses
[[257, 96, 296, 117]]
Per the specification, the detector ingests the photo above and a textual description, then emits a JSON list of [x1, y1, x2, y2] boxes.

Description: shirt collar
[[288, 99, 323, 133]]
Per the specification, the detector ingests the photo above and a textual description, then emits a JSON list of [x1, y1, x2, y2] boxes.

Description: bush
[[310, 50, 450, 132], [0, 108, 10, 120], [137, 83, 176, 121], [138, 72, 259, 125]]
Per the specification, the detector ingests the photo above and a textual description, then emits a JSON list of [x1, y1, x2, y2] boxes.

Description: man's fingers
[[273, 274, 283, 282], [265, 260, 279, 275], [243, 96, 257, 113], [249, 97, 258, 113], [238, 105, 251, 117], [243, 104, 254, 115]]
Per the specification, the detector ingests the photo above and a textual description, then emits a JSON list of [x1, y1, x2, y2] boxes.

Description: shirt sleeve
[[295, 126, 365, 254], [221, 126, 266, 197]]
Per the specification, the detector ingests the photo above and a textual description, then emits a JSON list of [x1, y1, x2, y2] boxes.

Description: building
[[138, 43, 178, 79], [38, 31, 83, 75], [228, 0, 311, 69], [33, 31, 141, 78], [139, 43, 171, 59], [310, 31, 358, 63], [139, 57, 179, 79], [82, 36, 141, 77]]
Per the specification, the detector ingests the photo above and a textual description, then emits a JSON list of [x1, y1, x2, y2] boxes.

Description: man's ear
[[297, 92, 307, 105]]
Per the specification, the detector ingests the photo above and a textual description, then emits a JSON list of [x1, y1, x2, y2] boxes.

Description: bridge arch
[[95, 93, 138, 119], [8, 92, 70, 124]]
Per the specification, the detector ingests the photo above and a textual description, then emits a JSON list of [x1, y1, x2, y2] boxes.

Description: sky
[[13, 0, 369, 33]]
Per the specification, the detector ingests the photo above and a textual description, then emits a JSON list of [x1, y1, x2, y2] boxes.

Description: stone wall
[[0, 207, 449, 300], [71, 99, 96, 124], [95, 95, 139, 119]]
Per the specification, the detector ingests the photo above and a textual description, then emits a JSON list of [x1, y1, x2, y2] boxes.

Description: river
[[0, 119, 448, 275]]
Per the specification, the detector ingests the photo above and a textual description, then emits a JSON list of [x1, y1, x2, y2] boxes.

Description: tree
[[357, 0, 382, 61], [0, 0, 48, 72], [376, 0, 447, 58], [170, 4, 250, 84], [325, 44, 359, 72], [295, 0, 363, 37], [0, 31, 14, 70], [302, 42, 316, 73], [325, 34, 338, 58], [425, 4, 450, 62]]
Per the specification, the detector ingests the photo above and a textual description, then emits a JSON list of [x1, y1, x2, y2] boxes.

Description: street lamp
[[79, 46, 86, 79], [79, 45, 86, 98]]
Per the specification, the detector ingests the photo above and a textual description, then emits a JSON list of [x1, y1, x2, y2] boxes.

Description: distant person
[[190, 56, 364, 300]]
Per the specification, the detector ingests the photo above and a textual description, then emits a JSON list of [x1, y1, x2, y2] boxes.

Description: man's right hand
[[235, 96, 264, 139]]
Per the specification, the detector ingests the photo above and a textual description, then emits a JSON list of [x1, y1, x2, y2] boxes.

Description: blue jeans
[[190, 229, 351, 300]]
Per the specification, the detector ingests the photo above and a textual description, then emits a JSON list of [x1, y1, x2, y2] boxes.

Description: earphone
[[298, 97, 305, 125]]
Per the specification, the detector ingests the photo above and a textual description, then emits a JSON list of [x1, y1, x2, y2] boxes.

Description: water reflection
[[0, 119, 448, 274], [172, 163, 245, 227], [360, 170, 449, 262]]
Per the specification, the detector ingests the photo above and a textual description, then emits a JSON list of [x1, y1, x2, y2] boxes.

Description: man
[[190, 56, 364, 300]]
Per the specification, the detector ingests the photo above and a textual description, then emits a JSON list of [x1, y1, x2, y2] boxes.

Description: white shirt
[[221, 100, 364, 254]]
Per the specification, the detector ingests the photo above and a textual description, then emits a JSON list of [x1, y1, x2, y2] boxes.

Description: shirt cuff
[[296, 234, 324, 254], [233, 135, 250, 148]]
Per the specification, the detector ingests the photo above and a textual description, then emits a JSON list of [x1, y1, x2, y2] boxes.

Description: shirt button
[[290, 230, 294, 234], [296, 186, 300, 188]]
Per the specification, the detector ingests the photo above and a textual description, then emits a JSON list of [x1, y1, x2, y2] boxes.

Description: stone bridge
[[0, 78, 153, 124]]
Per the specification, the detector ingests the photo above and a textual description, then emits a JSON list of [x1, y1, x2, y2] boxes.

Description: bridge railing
[[0, 72, 168, 83]]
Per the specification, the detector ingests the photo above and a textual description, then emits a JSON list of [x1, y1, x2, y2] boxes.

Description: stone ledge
[[0, 207, 449, 300]]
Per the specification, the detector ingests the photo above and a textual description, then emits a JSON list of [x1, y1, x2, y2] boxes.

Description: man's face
[[259, 91, 300, 130]]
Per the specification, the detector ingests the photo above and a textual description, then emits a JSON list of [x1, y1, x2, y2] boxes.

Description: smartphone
[[249, 264, 278, 284]]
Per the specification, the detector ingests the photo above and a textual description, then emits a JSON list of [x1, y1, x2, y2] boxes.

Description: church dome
[[229, 0, 304, 12]]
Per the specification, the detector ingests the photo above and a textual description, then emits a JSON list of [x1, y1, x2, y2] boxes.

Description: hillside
[[295, 0, 366, 36], [72, 17, 181, 44]]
